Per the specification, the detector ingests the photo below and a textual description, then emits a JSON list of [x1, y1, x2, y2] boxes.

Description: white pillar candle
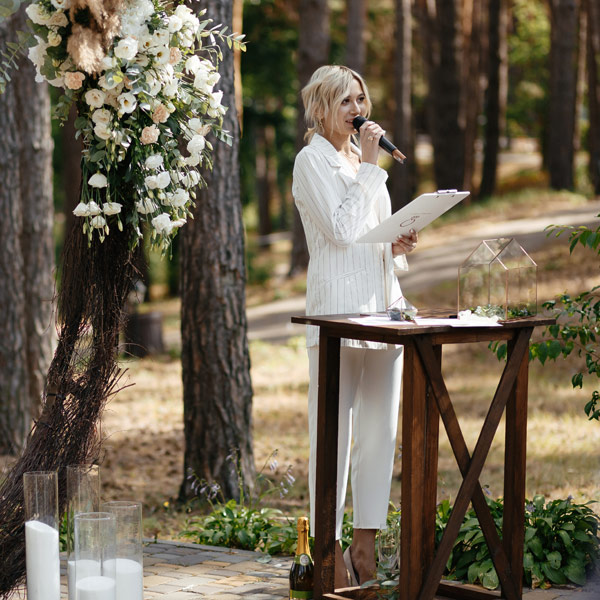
[[25, 520, 60, 600], [68, 559, 101, 600], [76, 576, 116, 600], [104, 558, 143, 600]]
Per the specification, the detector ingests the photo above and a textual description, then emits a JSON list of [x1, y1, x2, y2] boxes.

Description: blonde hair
[[301, 65, 372, 143]]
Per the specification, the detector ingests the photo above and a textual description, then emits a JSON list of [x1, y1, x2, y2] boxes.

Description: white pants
[[307, 346, 403, 539]]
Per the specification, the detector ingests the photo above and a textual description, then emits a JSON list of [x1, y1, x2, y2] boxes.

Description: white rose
[[25, 3, 50, 25], [90, 215, 107, 229], [27, 38, 48, 68], [135, 198, 157, 214], [151, 45, 170, 65], [186, 134, 206, 155], [73, 202, 91, 217], [152, 213, 175, 235], [48, 11, 68, 27], [88, 173, 108, 188], [117, 92, 137, 114], [156, 171, 171, 189], [91, 108, 112, 125], [85, 88, 106, 108], [184, 170, 201, 187], [178, 27, 195, 48], [145, 154, 164, 169], [47, 31, 62, 47], [207, 71, 221, 87], [144, 175, 159, 189], [94, 123, 112, 140], [162, 81, 178, 98], [168, 15, 183, 32], [114, 37, 138, 61], [184, 154, 201, 167], [102, 202, 122, 215], [185, 55, 201, 74], [101, 55, 118, 70], [188, 118, 210, 136], [170, 188, 189, 207], [207, 90, 226, 117]]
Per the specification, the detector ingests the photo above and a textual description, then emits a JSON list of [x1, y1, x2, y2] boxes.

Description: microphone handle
[[352, 115, 406, 163]]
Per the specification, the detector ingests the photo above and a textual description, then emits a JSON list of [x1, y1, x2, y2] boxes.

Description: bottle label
[[295, 553, 311, 566], [290, 591, 313, 599]]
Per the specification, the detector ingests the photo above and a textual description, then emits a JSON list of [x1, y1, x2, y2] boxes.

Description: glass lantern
[[458, 238, 537, 319]]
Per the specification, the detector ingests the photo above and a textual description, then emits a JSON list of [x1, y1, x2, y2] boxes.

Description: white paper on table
[[414, 317, 502, 327], [348, 316, 414, 326]]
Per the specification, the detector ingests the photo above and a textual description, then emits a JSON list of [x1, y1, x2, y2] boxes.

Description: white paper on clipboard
[[357, 190, 470, 243]]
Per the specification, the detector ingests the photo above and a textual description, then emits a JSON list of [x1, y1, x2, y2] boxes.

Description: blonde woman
[[292, 64, 418, 589]]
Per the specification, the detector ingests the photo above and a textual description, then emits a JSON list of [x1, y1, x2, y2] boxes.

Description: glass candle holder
[[74, 512, 117, 600], [100, 501, 143, 600], [23, 471, 60, 600], [67, 465, 101, 600]]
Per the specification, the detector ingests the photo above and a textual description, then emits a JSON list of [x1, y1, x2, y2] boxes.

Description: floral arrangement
[[24, 0, 244, 250]]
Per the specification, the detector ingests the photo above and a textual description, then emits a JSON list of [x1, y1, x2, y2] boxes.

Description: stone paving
[[8, 538, 600, 598]]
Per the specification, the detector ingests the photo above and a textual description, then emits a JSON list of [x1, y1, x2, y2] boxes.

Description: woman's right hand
[[358, 120, 384, 165]]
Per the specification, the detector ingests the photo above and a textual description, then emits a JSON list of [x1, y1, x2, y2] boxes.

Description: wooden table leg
[[502, 328, 533, 599], [314, 330, 341, 599], [400, 340, 430, 600]]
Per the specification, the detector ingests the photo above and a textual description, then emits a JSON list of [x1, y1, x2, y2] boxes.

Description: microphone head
[[352, 115, 367, 131]]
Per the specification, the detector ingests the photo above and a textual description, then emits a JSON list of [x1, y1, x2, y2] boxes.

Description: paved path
[[8, 539, 600, 598], [247, 200, 600, 344]]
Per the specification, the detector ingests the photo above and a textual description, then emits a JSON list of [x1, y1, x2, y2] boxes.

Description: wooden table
[[290, 312, 554, 600]]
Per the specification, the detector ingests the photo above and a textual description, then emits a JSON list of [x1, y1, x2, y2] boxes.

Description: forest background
[[1, 0, 600, 541]]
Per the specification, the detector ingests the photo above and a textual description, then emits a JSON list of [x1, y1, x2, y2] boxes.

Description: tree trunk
[[417, 0, 465, 190], [346, 0, 368, 75], [480, 0, 509, 198], [587, 0, 600, 193], [548, 0, 580, 190], [390, 0, 415, 211], [63, 104, 83, 237], [289, 0, 330, 276], [462, 0, 485, 195], [0, 10, 54, 455], [256, 126, 272, 246], [179, 0, 254, 501]]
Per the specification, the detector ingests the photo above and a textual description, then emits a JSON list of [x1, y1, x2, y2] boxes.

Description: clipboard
[[357, 190, 470, 243]]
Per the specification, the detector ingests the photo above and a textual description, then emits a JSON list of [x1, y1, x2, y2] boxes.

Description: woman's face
[[322, 78, 367, 141]]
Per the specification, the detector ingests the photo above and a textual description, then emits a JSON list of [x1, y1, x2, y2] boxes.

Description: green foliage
[[530, 218, 600, 420], [179, 450, 298, 555], [435, 495, 600, 591]]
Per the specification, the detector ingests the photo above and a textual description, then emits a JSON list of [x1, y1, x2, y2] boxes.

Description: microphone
[[352, 115, 406, 163]]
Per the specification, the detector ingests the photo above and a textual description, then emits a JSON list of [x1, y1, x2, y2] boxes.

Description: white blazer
[[292, 133, 408, 349]]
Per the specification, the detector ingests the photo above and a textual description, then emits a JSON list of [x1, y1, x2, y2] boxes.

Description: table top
[[291, 311, 555, 344]]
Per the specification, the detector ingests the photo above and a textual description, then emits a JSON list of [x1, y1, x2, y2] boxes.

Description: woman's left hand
[[392, 228, 418, 256]]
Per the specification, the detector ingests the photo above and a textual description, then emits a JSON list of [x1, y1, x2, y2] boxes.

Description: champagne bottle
[[289, 516, 314, 599]]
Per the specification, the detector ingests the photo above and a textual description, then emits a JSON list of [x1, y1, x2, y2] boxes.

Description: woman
[[292, 64, 418, 588]]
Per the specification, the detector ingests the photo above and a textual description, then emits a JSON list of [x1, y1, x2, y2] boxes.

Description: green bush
[[437, 495, 600, 590]]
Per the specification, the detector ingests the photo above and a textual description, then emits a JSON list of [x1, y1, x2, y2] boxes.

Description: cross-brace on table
[[291, 312, 554, 600]]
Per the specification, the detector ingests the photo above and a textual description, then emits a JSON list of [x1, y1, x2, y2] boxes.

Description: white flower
[[88, 173, 108, 188], [91, 108, 112, 125], [47, 31, 62, 47], [144, 175, 159, 189], [187, 134, 206, 155], [85, 88, 106, 108], [102, 202, 122, 215], [156, 171, 171, 189], [168, 15, 183, 32], [185, 55, 202, 74], [145, 154, 164, 169], [144, 72, 162, 96], [90, 215, 107, 228], [101, 55, 118, 70], [94, 122, 112, 140], [25, 3, 50, 25], [117, 92, 137, 114], [152, 213, 176, 235], [114, 37, 139, 61], [135, 198, 157, 214], [162, 81, 178, 98], [48, 11, 69, 27], [188, 118, 210, 136], [170, 188, 189, 207], [152, 29, 170, 47], [184, 154, 201, 167], [73, 202, 92, 217], [151, 45, 170, 65], [207, 90, 225, 117], [50, 0, 69, 10], [183, 170, 201, 187], [27, 38, 48, 68]]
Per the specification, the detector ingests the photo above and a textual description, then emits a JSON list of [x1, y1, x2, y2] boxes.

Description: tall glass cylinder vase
[[101, 501, 143, 600], [23, 471, 60, 600], [74, 512, 117, 600], [67, 465, 101, 600]]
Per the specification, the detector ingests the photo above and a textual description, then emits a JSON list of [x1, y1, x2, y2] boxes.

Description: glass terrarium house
[[458, 238, 537, 319]]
